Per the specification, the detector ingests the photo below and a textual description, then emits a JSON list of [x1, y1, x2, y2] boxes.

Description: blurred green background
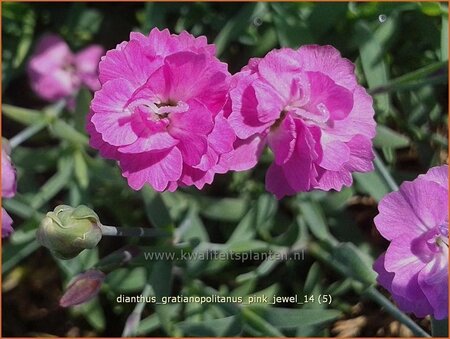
[[2, 1, 448, 337]]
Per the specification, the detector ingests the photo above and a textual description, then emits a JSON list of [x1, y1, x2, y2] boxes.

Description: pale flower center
[[61, 60, 81, 88], [281, 76, 330, 126], [413, 220, 449, 262], [129, 98, 189, 122], [62, 61, 77, 74]]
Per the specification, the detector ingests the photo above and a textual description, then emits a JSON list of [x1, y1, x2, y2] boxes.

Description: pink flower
[[2, 143, 17, 238], [87, 28, 234, 191], [228, 46, 376, 199], [373, 165, 448, 320], [28, 34, 104, 102]]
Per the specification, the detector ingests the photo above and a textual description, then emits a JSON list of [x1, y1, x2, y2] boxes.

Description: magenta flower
[[2, 143, 17, 238], [87, 28, 234, 191], [28, 34, 104, 102], [374, 165, 448, 320], [228, 46, 376, 199]]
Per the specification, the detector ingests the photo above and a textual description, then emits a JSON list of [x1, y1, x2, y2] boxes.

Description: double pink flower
[[87, 29, 376, 197], [88, 28, 235, 191], [227, 46, 376, 198]]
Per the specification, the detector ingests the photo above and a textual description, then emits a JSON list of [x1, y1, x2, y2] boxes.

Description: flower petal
[[2, 208, 14, 238], [169, 100, 213, 166], [118, 132, 179, 154], [86, 111, 120, 160], [180, 165, 215, 189], [2, 148, 17, 198], [375, 179, 447, 241], [90, 79, 138, 146], [218, 135, 266, 172], [257, 48, 302, 101], [304, 71, 353, 121], [325, 86, 375, 141], [318, 138, 350, 171], [229, 77, 284, 139], [374, 253, 434, 318], [418, 254, 448, 320], [280, 120, 318, 194], [419, 165, 448, 189], [120, 147, 183, 191], [267, 114, 296, 165], [384, 238, 426, 298], [75, 45, 105, 91], [152, 51, 229, 113], [298, 45, 357, 89], [98, 39, 161, 87]]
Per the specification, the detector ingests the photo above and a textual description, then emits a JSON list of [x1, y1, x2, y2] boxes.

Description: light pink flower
[[228, 46, 376, 199], [2, 143, 17, 238], [374, 165, 448, 320], [28, 34, 104, 102], [87, 28, 234, 191]]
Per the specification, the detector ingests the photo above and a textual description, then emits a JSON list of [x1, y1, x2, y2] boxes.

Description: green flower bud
[[37, 205, 102, 259]]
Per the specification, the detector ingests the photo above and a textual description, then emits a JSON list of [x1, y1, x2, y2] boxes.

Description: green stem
[[8, 99, 66, 149], [308, 242, 354, 278], [364, 286, 430, 337], [9, 121, 47, 149], [374, 150, 399, 192], [122, 284, 152, 337], [94, 245, 141, 273], [369, 61, 448, 95], [100, 224, 169, 238], [431, 317, 448, 337], [2, 240, 40, 274], [369, 74, 447, 95], [309, 242, 430, 337], [241, 307, 285, 337]]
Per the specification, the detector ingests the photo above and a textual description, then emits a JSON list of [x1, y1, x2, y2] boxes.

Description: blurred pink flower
[[2, 143, 17, 238], [228, 46, 376, 199], [28, 34, 104, 102], [60, 269, 105, 307], [374, 165, 448, 320], [87, 28, 234, 191]]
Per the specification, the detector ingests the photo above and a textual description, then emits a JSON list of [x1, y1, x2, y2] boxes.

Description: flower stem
[[431, 317, 448, 337], [364, 286, 431, 337], [241, 307, 285, 337], [9, 121, 47, 149], [94, 245, 141, 273], [309, 242, 430, 337], [374, 150, 399, 192], [99, 224, 169, 238], [8, 99, 67, 149], [122, 284, 152, 337]]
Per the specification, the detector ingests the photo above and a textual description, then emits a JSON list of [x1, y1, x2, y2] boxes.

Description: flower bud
[[60, 269, 105, 307], [37, 205, 102, 259]]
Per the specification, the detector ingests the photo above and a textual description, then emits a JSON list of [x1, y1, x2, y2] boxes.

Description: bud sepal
[[59, 269, 105, 307], [37, 205, 102, 259]]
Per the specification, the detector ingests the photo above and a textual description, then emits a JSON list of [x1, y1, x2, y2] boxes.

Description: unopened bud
[[37, 205, 102, 259], [60, 269, 105, 307]]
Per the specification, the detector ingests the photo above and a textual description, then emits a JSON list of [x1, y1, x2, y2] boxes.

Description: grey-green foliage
[[1, 2, 447, 337]]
